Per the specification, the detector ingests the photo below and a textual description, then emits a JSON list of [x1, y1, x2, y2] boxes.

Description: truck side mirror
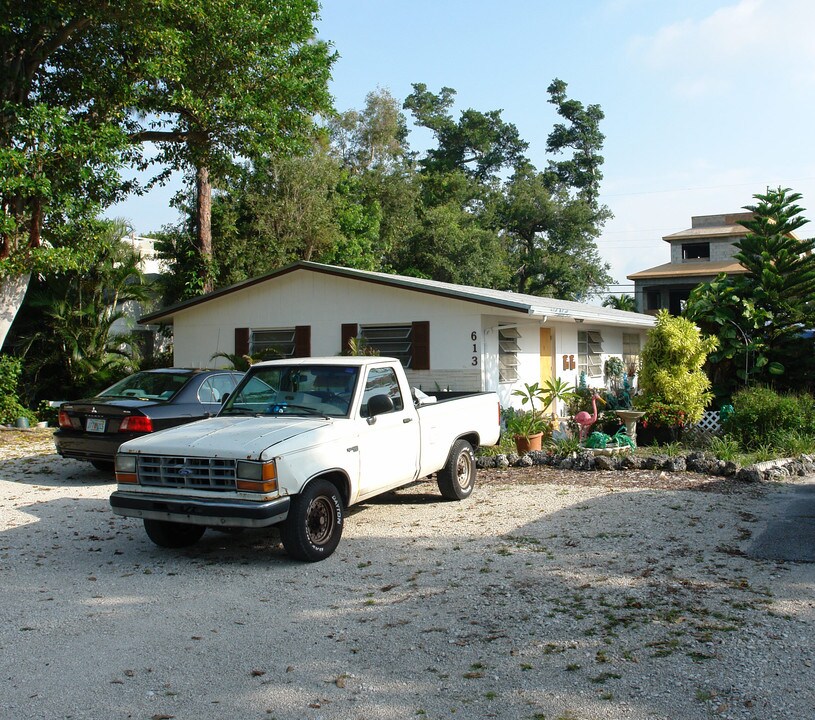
[[367, 393, 394, 418], [220, 392, 230, 403]]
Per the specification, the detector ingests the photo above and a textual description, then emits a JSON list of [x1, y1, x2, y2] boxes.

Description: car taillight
[[58, 411, 73, 429], [119, 416, 153, 433]]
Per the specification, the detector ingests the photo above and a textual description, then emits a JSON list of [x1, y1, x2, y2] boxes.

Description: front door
[[539, 328, 554, 412]]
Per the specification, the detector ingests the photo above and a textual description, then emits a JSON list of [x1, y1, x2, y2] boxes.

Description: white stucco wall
[[172, 271, 526, 391], [167, 269, 652, 404]]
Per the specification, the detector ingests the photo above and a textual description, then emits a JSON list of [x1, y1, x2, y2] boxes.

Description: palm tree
[[602, 294, 637, 312], [17, 219, 152, 398]]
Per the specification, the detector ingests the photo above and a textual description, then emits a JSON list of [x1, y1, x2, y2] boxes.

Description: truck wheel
[[437, 439, 476, 500], [280, 479, 343, 562], [143, 519, 205, 548]]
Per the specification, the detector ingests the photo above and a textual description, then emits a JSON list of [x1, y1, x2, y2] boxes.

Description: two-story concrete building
[[628, 212, 754, 314]]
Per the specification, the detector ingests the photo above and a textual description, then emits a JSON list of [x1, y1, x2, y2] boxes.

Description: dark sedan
[[54, 368, 243, 471]]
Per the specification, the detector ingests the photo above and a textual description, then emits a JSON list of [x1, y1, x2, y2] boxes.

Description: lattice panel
[[685, 410, 722, 444]]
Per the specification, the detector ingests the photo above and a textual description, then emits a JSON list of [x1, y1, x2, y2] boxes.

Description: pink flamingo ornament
[[575, 394, 603, 441]]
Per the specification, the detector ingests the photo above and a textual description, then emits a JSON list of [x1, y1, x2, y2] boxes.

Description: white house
[[138, 262, 656, 411]]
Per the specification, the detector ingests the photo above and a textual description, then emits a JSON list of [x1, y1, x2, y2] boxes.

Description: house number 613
[[471, 331, 478, 366]]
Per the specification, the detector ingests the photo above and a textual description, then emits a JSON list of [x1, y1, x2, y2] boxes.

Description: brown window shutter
[[294, 325, 311, 357], [341, 323, 358, 355], [235, 327, 249, 356], [412, 321, 430, 370]]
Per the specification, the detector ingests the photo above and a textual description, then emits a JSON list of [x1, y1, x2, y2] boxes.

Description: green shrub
[[707, 435, 740, 462], [725, 386, 815, 450], [635, 311, 717, 425], [0, 355, 36, 425]]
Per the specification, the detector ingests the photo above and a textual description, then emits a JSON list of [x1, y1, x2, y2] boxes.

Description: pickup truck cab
[[110, 357, 500, 561]]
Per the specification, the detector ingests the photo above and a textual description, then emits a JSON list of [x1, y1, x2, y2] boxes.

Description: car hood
[[118, 415, 332, 459]]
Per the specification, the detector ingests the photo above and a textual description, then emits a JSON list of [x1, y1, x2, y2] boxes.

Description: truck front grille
[[137, 455, 236, 490]]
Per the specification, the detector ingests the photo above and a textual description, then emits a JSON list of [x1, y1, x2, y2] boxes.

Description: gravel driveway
[[2, 429, 814, 720]]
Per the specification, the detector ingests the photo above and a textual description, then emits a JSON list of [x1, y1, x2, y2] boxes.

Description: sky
[[107, 0, 815, 295]]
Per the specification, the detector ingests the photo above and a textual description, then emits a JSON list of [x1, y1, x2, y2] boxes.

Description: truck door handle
[[403, 417, 413, 423]]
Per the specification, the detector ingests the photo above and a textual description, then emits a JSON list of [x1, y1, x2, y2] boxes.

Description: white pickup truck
[[110, 356, 500, 561]]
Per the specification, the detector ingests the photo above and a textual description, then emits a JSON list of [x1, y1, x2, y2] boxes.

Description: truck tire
[[437, 439, 476, 500], [143, 519, 205, 548], [280, 479, 344, 562]]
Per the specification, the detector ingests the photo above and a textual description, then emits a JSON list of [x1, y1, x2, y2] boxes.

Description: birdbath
[[616, 410, 645, 446]]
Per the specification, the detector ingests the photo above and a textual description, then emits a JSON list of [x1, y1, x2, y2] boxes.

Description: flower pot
[[514, 432, 543, 454]]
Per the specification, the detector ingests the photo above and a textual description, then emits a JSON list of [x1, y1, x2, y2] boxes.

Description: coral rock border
[[476, 449, 815, 482]]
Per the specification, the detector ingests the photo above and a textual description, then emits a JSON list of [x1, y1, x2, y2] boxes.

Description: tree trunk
[[195, 164, 213, 293], [0, 274, 31, 352]]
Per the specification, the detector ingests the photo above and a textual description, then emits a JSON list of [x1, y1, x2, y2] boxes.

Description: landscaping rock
[[620, 454, 643, 470], [721, 460, 739, 476], [593, 455, 617, 471], [494, 454, 510, 469], [526, 450, 549, 466], [640, 455, 660, 470], [662, 456, 686, 472], [736, 466, 763, 483]]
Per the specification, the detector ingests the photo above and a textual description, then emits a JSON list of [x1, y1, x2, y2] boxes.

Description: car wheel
[[91, 460, 115, 472], [437, 439, 476, 500], [280, 479, 343, 562], [143, 519, 205, 548]]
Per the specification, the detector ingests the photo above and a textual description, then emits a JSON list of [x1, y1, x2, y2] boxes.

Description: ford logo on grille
[[177, 468, 194, 477]]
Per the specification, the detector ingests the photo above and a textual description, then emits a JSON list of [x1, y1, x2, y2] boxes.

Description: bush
[[0, 355, 36, 425], [636, 311, 717, 425], [725, 386, 815, 450]]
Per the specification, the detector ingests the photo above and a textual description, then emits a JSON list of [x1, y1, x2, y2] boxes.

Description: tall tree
[[329, 88, 410, 173], [545, 78, 606, 208], [685, 187, 815, 395], [499, 168, 612, 298], [125, 0, 335, 292], [329, 88, 419, 268], [0, 1, 138, 260], [404, 83, 528, 183]]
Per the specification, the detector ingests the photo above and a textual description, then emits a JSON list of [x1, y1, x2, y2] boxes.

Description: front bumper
[[109, 490, 290, 529]]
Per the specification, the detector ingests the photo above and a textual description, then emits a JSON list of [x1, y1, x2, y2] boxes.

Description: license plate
[[86, 417, 106, 433]]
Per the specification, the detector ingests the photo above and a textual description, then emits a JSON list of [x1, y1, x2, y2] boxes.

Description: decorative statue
[[575, 393, 602, 442]]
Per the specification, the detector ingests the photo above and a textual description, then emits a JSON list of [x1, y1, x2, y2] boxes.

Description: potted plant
[[509, 381, 575, 454], [506, 408, 549, 453]]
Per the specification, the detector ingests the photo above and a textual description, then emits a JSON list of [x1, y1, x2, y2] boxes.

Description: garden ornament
[[612, 428, 635, 449], [575, 393, 604, 441], [584, 431, 611, 449]]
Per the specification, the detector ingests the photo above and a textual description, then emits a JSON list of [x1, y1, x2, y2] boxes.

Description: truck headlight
[[115, 453, 138, 484], [236, 460, 278, 493]]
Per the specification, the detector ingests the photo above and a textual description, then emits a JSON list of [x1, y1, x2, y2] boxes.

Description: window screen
[[498, 327, 520, 383], [250, 328, 296, 358], [578, 330, 603, 378], [360, 325, 413, 367]]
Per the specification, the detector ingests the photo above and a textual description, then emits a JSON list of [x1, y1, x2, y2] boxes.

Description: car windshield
[[220, 365, 359, 418], [98, 371, 192, 402]]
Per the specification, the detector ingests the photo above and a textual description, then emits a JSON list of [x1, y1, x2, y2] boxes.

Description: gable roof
[[140, 261, 655, 328]]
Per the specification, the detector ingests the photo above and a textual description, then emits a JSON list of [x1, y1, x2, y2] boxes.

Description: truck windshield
[[220, 365, 359, 418]]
